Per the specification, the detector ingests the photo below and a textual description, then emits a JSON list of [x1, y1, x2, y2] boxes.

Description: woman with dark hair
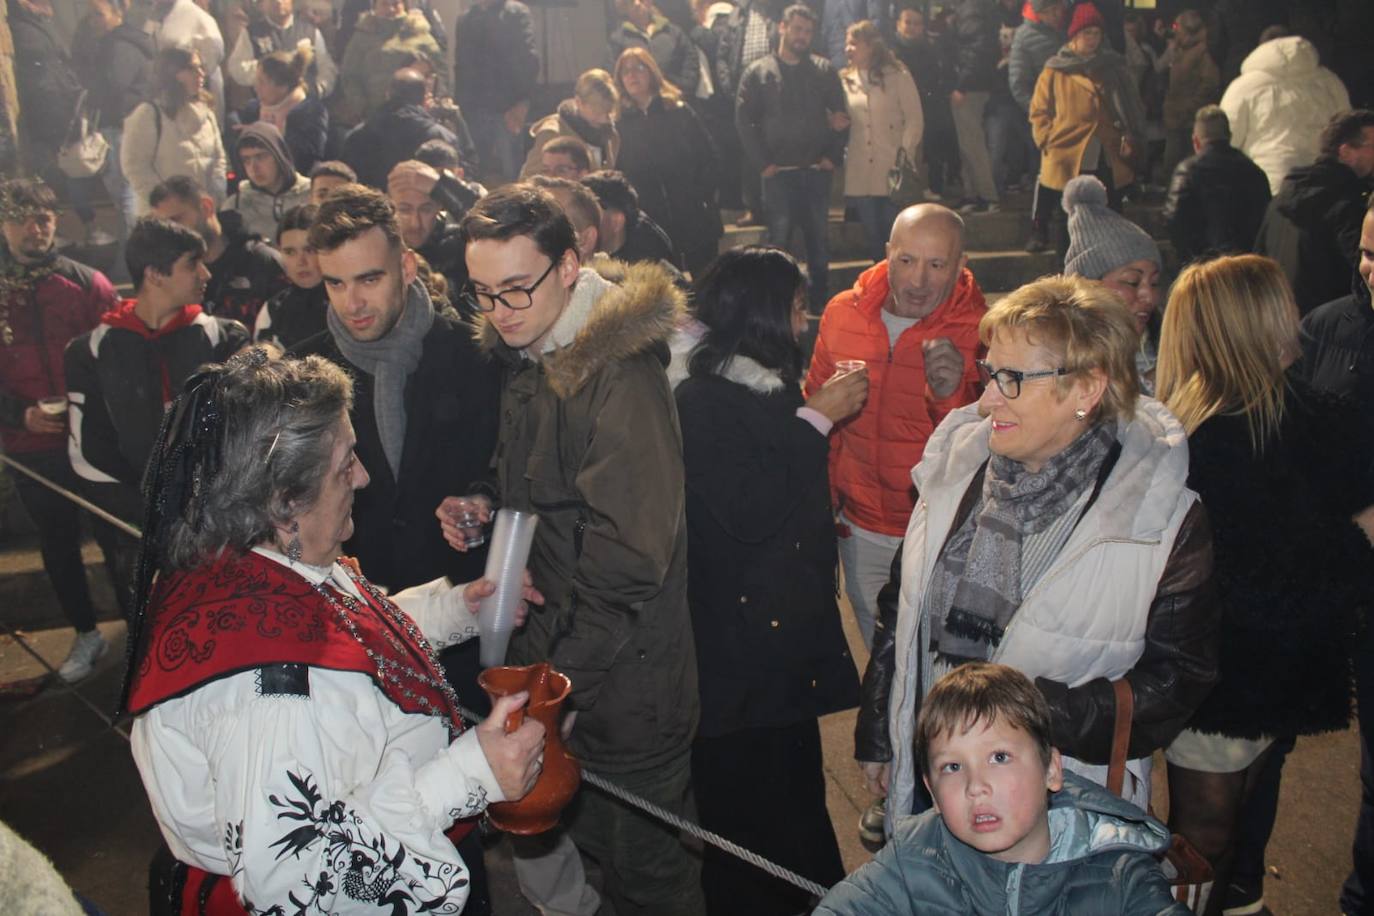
[[121, 46, 227, 214], [1157, 255, 1374, 916], [232, 45, 329, 174], [674, 247, 867, 914], [612, 46, 722, 276], [124, 350, 545, 915]]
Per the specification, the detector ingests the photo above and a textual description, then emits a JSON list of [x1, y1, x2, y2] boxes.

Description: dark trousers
[[848, 195, 898, 264], [763, 167, 832, 311], [693, 720, 845, 915], [1031, 162, 1123, 253], [1226, 735, 1295, 906], [1343, 634, 1374, 914], [10, 450, 131, 631]]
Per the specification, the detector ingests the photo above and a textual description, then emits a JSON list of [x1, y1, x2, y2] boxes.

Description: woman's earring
[[1074, 408, 1088, 421], [286, 520, 302, 562]]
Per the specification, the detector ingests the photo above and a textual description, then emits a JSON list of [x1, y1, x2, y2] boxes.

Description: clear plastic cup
[[477, 508, 540, 667], [834, 359, 867, 379], [38, 396, 68, 416]]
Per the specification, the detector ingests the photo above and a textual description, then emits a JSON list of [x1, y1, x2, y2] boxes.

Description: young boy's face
[[278, 228, 321, 288], [924, 717, 1063, 865], [241, 144, 284, 194]]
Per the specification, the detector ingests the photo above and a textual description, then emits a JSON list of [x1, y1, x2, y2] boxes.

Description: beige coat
[[841, 64, 923, 197], [1030, 66, 1134, 191]]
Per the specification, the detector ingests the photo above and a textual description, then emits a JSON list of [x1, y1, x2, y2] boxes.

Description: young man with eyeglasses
[[456, 184, 705, 916], [804, 203, 986, 850]]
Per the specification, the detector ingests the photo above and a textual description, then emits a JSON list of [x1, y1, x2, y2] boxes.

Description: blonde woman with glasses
[[1157, 253, 1374, 916]]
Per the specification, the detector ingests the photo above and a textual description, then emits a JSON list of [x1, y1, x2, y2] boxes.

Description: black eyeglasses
[[976, 360, 1070, 399], [468, 259, 557, 313]]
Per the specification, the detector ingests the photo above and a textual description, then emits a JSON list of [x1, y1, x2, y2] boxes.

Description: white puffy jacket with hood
[[1220, 36, 1350, 195]]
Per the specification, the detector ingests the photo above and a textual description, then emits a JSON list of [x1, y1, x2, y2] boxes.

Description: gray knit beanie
[[1061, 176, 1161, 279]]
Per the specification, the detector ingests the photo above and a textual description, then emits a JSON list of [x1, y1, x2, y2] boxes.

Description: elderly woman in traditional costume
[[124, 350, 543, 915]]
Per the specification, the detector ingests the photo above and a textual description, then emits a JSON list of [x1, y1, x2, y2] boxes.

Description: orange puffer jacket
[[804, 261, 986, 536]]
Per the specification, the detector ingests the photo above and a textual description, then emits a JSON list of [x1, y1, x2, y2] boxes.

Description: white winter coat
[[841, 63, 924, 197], [1219, 36, 1350, 195], [121, 101, 227, 215], [153, 0, 226, 123], [886, 399, 1196, 823]]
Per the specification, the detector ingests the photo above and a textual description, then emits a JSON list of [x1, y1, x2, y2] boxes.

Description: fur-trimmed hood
[[477, 258, 685, 399]]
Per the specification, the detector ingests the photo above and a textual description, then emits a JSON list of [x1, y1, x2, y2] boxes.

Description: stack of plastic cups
[[478, 508, 540, 668]]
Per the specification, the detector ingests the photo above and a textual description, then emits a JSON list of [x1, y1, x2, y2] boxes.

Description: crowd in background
[[2, 0, 1374, 914]]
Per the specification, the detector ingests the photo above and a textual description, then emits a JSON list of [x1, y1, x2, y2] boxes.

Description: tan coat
[[841, 64, 923, 197], [1030, 66, 1134, 191]]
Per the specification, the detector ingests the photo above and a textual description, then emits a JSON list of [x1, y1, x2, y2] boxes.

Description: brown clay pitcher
[[477, 662, 581, 834]]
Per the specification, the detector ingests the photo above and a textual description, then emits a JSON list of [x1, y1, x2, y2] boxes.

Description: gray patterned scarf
[[326, 280, 434, 479], [928, 421, 1116, 663]]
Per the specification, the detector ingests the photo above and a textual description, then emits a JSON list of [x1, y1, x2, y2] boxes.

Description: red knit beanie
[[1067, 2, 1105, 38]]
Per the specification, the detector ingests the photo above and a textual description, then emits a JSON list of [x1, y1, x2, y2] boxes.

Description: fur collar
[[476, 258, 685, 399], [715, 355, 787, 393]]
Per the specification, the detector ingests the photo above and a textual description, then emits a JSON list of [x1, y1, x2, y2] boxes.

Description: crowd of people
[[2, 0, 1374, 914]]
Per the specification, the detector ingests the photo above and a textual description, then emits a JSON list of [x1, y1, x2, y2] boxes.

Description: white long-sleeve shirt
[[131, 548, 502, 914]]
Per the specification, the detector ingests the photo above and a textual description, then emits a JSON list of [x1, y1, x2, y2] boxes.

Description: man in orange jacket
[[805, 204, 986, 646]]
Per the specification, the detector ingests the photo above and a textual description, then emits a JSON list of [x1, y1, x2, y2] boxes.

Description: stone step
[[0, 537, 122, 633]]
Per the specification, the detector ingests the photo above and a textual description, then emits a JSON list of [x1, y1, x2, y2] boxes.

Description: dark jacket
[[1300, 277, 1374, 462], [0, 249, 117, 455], [816, 773, 1189, 916], [1008, 18, 1061, 111], [415, 211, 476, 318], [454, 0, 539, 115], [736, 52, 847, 169], [8, 0, 84, 147], [292, 299, 500, 592], [65, 302, 249, 489], [234, 95, 329, 176], [615, 97, 722, 270], [1163, 140, 1272, 265], [479, 260, 698, 774], [675, 357, 860, 738], [1256, 157, 1372, 316], [204, 210, 288, 329], [608, 15, 700, 97], [710, 0, 780, 96], [342, 102, 464, 190], [855, 452, 1217, 765], [253, 282, 328, 351], [951, 0, 1001, 93], [893, 33, 959, 163], [85, 23, 154, 130], [613, 210, 683, 271], [1183, 373, 1372, 740]]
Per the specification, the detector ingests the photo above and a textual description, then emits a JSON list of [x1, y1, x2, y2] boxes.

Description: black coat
[[8, 1, 84, 147], [292, 306, 501, 593], [341, 103, 463, 190], [1163, 141, 1271, 265], [454, 0, 538, 114], [616, 97, 722, 273], [86, 23, 154, 129], [1300, 276, 1374, 489], [1183, 373, 1373, 740], [676, 364, 860, 738], [608, 18, 700, 97], [1255, 158, 1372, 316], [951, 0, 1001, 93]]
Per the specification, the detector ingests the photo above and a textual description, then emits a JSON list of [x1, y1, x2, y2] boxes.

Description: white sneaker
[[57, 629, 108, 683]]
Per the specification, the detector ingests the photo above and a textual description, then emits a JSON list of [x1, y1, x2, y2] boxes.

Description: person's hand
[[817, 156, 836, 172], [462, 569, 543, 628], [504, 100, 530, 135], [436, 494, 493, 552], [475, 691, 546, 801], [229, 3, 249, 31], [923, 338, 965, 399], [950, 89, 966, 107], [860, 760, 890, 796], [389, 159, 441, 200], [806, 365, 868, 423], [560, 709, 578, 741], [23, 406, 65, 435], [761, 163, 780, 178], [827, 110, 850, 131], [1119, 135, 1137, 162]]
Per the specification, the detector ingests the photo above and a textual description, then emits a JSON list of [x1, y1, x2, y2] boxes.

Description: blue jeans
[[467, 108, 524, 187], [848, 195, 897, 264], [763, 167, 831, 310], [984, 95, 1035, 193]]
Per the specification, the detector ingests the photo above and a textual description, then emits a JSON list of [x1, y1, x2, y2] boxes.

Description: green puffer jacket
[[333, 11, 442, 125], [815, 773, 1190, 916], [478, 259, 699, 774]]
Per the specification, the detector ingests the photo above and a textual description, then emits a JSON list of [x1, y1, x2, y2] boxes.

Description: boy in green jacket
[[816, 663, 1188, 915]]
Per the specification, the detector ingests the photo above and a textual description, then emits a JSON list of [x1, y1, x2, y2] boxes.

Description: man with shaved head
[[804, 203, 987, 843]]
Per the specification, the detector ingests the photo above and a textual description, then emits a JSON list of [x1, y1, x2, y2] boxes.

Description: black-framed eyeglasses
[[976, 360, 1070, 399], [468, 259, 557, 313]]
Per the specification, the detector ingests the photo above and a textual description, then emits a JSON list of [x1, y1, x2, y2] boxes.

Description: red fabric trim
[[102, 299, 203, 338], [127, 550, 463, 733]]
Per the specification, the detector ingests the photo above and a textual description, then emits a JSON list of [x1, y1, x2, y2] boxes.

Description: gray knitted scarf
[[928, 421, 1116, 663], [326, 280, 434, 479]]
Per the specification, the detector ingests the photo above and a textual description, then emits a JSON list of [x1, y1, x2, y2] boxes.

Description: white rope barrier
[[0, 455, 834, 901]]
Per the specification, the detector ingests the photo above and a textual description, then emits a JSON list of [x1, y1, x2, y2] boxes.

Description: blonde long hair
[[1156, 254, 1297, 448]]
